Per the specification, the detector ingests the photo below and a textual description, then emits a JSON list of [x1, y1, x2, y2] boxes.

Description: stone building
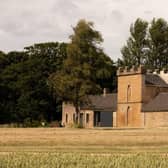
[[62, 92, 117, 128], [117, 66, 168, 127], [62, 66, 168, 128]]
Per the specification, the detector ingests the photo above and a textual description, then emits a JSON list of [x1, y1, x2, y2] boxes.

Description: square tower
[[117, 66, 146, 127]]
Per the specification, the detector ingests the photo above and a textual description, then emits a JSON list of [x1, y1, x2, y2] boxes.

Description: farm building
[[62, 66, 168, 128], [117, 66, 168, 128], [62, 92, 117, 128]]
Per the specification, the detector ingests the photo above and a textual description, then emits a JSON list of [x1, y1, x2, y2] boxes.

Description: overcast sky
[[1, 0, 168, 60]]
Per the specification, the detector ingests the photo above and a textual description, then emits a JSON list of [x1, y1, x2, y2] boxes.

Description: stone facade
[[117, 66, 145, 127], [62, 102, 76, 127], [62, 66, 168, 128], [145, 111, 168, 127], [62, 102, 95, 128], [117, 66, 168, 128], [62, 94, 117, 128]]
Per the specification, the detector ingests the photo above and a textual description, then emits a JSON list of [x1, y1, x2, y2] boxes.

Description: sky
[[1, 0, 168, 60]]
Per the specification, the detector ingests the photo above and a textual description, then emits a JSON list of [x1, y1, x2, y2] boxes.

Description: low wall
[[145, 111, 168, 127]]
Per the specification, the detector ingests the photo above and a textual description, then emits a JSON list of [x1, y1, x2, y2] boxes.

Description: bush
[[23, 118, 41, 127], [49, 121, 62, 127]]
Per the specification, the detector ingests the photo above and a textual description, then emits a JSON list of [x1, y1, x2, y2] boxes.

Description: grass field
[[0, 128, 168, 167]]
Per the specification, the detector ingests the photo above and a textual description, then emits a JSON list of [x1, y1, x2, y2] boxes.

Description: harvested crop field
[[0, 128, 168, 167]]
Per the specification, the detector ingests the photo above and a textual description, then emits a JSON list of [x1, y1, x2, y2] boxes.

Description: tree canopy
[[0, 42, 67, 125], [120, 18, 168, 70], [49, 19, 115, 124]]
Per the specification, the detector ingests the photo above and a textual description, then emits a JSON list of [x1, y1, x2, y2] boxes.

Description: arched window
[[66, 114, 68, 123], [126, 106, 130, 126], [127, 85, 131, 102], [86, 113, 89, 123]]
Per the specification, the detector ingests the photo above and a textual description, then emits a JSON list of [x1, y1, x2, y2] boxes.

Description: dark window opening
[[126, 106, 130, 126], [73, 113, 75, 122], [94, 111, 101, 126], [66, 114, 68, 123], [127, 85, 131, 102], [86, 113, 89, 123]]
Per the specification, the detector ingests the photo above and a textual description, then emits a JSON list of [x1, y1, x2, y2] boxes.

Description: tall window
[[127, 85, 131, 102], [73, 113, 76, 122], [86, 113, 89, 123], [126, 106, 130, 126], [66, 114, 68, 123]]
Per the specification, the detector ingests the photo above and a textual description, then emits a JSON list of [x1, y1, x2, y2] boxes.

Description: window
[[86, 113, 89, 123], [66, 114, 68, 123], [126, 106, 130, 126], [73, 113, 76, 122], [94, 111, 101, 126], [127, 85, 131, 102]]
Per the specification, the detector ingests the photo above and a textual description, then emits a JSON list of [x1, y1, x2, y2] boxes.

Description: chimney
[[103, 88, 109, 97]]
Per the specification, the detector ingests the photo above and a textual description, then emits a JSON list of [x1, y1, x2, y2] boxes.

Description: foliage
[[121, 18, 168, 70], [0, 42, 67, 124], [148, 18, 168, 69], [121, 18, 148, 67], [49, 19, 115, 123]]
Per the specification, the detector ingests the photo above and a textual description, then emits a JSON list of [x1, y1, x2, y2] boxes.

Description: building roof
[[145, 74, 168, 87], [142, 92, 168, 112], [81, 93, 117, 112]]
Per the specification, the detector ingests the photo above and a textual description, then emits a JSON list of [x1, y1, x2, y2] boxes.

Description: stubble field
[[0, 128, 168, 167]]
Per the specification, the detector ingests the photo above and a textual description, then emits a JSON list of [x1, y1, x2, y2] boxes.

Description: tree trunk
[[75, 105, 80, 125]]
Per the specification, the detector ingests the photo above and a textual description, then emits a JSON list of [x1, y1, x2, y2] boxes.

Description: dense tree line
[[120, 18, 168, 70], [0, 43, 67, 125]]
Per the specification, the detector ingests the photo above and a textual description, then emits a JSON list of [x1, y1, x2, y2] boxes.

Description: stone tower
[[117, 66, 146, 127]]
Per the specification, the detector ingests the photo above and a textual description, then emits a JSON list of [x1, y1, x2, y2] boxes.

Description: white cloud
[[1, 0, 168, 60]]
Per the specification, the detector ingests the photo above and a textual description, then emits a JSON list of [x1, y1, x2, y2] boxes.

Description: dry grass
[[0, 127, 168, 153], [1, 128, 168, 167]]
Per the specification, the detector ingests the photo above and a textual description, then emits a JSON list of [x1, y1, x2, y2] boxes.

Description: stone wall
[[118, 74, 143, 103], [117, 66, 168, 128], [62, 102, 76, 127], [117, 103, 144, 127], [117, 68, 144, 127], [62, 102, 95, 128], [80, 110, 94, 128], [62, 102, 115, 128], [144, 111, 168, 127]]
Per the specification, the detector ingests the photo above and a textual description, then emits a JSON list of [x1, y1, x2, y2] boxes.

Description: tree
[[18, 42, 67, 122], [121, 18, 148, 67], [121, 18, 168, 70], [148, 18, 168, 69], [0, 42, 67, 124], [50, 19, 114, 124], [0, 51, 27, 123]]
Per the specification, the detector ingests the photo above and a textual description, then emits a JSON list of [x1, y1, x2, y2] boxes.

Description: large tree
[[148, 18, 168, 69], [50, 19, 115, 124], [121, 18, 168, 70], [121, 18, 148, 67]]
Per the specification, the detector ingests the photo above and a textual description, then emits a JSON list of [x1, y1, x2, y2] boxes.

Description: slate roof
[[145, 74, 168, 87], [142, 92, 168, 112], [81, 93, 117, 112]]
